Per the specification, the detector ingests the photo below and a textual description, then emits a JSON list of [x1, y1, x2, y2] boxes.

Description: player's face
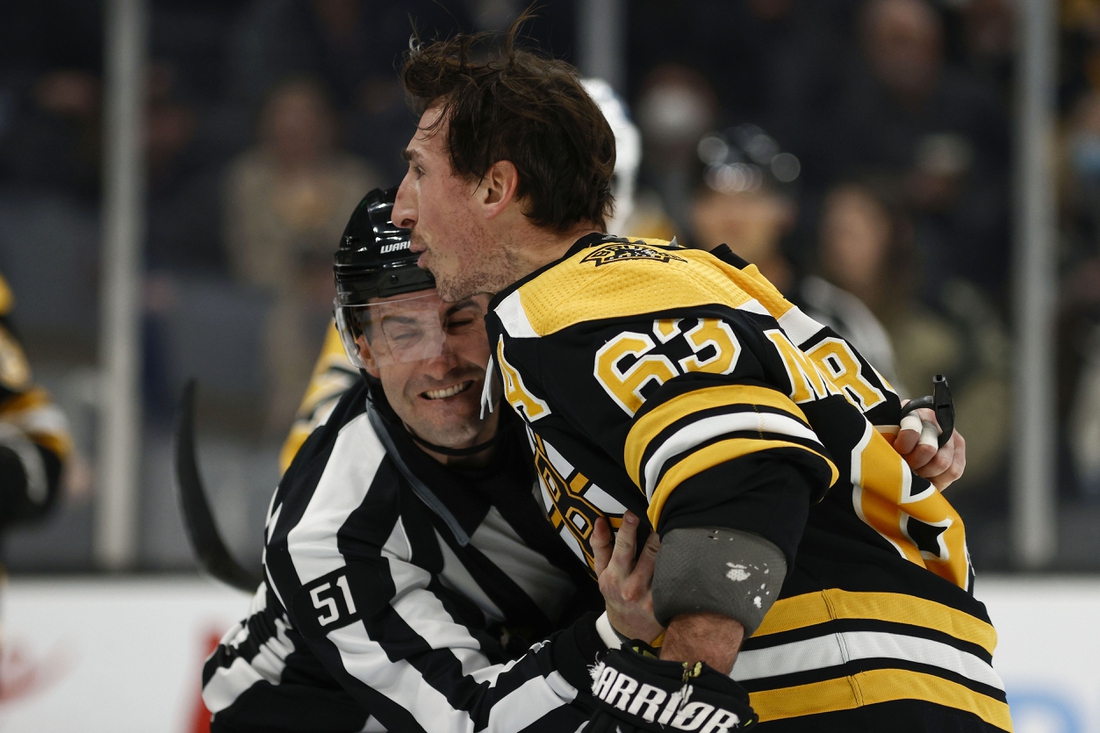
[[393, 105, 505, 302], [358, 291, 497, 452]]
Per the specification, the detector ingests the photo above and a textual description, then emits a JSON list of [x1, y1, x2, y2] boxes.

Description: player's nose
[[393, 176, 418, 231]]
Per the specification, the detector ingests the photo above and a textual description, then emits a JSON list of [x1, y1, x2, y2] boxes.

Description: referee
[[201, 188, 661, 733]]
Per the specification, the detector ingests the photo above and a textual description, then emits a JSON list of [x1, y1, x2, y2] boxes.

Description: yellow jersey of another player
[[0, 273, 72, 528], [278, 320, 358, 474]]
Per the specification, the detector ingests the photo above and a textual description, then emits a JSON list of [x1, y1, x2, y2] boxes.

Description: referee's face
[[361, 291, 498, 459]]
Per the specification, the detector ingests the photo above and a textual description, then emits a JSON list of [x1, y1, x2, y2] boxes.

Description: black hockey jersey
[[203, 380, 608, 732], [484, 234, 1011, 731]]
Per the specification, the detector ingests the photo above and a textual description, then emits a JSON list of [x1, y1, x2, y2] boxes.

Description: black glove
[[584, 645, 757, 732]]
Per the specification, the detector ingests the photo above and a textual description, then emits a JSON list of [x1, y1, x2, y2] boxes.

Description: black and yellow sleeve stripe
[[624, 383, 838, 529]]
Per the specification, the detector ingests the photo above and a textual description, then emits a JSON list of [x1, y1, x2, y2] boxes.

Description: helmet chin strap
[[407, 428, 500, 457]]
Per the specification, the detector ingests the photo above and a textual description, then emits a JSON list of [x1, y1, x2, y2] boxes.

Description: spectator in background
[[145, 61, 227, 273], [959, 0, 1015, 99], [0, 69, 101, 203], [634, 64, 717, 240], [230, 0, 471, 181], [831, 0, 1010, 301], [626, 0, 858, 192], [817, 181, 1010, 512], [1059, 92, 1100, 499], [0, 66, 102, 364], [689, 124, 902, 388], [224, 76, 380, 432]]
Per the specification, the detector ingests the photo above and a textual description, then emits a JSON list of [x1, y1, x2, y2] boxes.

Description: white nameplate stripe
[[776, 306, 826, 348]]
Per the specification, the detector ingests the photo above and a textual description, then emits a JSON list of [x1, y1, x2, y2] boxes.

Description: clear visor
[[335, 292, 449, 368]]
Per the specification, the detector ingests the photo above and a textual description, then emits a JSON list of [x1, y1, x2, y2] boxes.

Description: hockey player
[[0, 272, 71, 532], [201, 188, 663, 732], [391, 29, 1008, 733]]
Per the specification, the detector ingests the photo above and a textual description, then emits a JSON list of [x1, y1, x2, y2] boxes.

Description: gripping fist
[[584, 646, 757, 732], [592, 512, 663, 644]]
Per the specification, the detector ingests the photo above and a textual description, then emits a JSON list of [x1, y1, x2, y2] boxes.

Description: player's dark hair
[[400, 16, 615, 233]]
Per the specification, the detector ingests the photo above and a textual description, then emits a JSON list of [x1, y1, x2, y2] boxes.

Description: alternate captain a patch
[[580, 240, 687, 267]]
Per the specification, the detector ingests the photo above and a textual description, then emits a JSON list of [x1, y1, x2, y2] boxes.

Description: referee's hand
[[592, 512, 663, 645], [895, 402, 966, 491]]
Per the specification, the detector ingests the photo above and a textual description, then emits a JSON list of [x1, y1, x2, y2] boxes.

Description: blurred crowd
[[0, 0, 1097, 568]]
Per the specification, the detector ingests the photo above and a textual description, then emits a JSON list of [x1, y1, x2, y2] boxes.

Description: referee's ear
[[357, 335, 381, 378], [481, 159, 520, 220]]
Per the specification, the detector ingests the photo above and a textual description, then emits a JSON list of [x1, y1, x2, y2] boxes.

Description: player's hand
[[894, 401, 966, 491], [592, 511, 663, 644], [584, 646, 757, 732]]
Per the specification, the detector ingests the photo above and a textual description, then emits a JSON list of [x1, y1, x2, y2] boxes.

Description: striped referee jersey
[[202, 380, 608, 733]]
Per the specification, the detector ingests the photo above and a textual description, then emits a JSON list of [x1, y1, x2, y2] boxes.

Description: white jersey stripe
[[495, 290, 539, 339], [287, 413, 386, 583], [731, 630, 1005, 691], [206, 384, 593, 732], [470, 507, 575, 623], [485, 675, 577, 732], [437, 530, 506, 624], [642, 411, 821, 497]]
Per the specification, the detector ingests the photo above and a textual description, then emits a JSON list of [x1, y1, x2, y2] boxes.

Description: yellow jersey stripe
[[28, 430, 72, 459], [750, 668, 1012, 731], [625, 383, 812, 487], [754, 589, 998, 656], [729, 263, 795, 321], [647, 437, 838, 530], [0, 387, 51, 413], [0, 273, 12, 315]]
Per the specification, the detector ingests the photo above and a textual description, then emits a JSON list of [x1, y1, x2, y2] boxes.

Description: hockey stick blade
[[175, 379, 263, 592]]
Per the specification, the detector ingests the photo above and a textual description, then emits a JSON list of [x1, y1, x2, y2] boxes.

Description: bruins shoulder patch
[[581, 241, 687, 267]]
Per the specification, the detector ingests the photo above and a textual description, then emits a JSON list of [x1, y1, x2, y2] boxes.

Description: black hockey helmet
[[333, 187, 439, 424], [334, 187, 434, 307], [332, 187, 502, 456], [333, 187, 449, 371]]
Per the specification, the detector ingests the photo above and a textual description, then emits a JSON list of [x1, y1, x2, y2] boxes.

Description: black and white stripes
[[203, 381, 601, 733]]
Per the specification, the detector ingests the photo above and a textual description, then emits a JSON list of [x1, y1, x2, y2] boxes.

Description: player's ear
[[480, 159, 520, 219], [357, 335, 381, 378]]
